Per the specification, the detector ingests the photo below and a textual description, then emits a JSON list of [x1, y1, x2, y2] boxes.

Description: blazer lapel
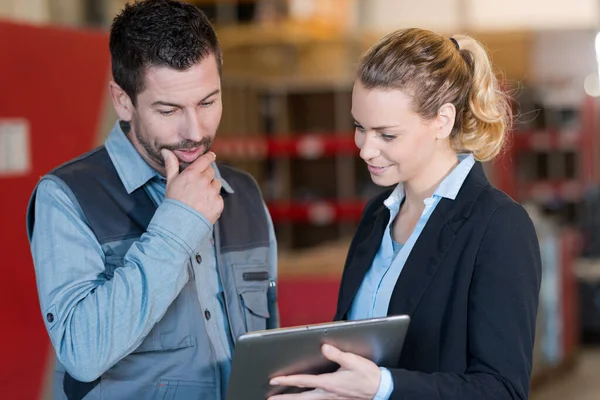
[[387, 162, 489, 317], [387, 199, 457, 317], [336, 204, 390, 320]]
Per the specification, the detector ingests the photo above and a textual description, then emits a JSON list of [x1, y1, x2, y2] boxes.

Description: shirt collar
[[433, 153, 475, 200], [383, 153, 475, 210], [105, 120, 234, 195]]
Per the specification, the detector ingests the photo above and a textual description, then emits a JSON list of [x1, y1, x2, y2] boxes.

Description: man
[[26, 1, 278, 399]]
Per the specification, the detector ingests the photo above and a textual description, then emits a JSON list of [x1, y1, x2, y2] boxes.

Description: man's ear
[[109, 81, 134, 121], [435, 103, 456, 140]]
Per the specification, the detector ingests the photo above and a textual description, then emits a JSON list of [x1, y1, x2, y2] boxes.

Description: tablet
[[226, 315, 410, 400]]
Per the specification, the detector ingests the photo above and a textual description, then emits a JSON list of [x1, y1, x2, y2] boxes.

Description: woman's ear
[[435, 103, 456, 140], [109, 81, 134, 121]]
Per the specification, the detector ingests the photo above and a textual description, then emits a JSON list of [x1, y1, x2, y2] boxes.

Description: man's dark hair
[[109, 0, 222, 105]]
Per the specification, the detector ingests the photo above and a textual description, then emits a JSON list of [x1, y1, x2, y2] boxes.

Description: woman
[[269, 29, 542, 400]]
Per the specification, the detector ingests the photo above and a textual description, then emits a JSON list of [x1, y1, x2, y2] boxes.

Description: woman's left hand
[[267, 344, 381, 400]]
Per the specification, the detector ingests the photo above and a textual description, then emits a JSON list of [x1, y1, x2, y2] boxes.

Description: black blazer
[[335, 162, 542, 400]]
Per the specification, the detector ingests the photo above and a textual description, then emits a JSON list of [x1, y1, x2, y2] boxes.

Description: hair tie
[[450, 37, 460, 51]]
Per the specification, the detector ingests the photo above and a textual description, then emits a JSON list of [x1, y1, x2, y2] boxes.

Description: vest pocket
[[234, 264, 270, 333], [151, 379, 216, 400], [239, 290, 270, 332]]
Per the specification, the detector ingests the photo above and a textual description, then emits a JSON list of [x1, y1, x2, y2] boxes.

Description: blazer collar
[[336, 162, 490, 320]]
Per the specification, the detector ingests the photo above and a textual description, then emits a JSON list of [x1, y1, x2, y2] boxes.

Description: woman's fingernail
[[323, 344, 332, 353], [270, 379, 279, 385]]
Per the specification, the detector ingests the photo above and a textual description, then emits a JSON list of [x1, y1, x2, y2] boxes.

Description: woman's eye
[[354, 124, 365, 133]]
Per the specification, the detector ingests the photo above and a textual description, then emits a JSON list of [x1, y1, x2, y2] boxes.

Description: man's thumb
[[161, 149, 179, 182]]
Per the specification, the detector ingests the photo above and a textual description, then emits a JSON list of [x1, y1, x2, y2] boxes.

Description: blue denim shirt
[[350, 154, 475, 399], [29, 122, 278, 393]]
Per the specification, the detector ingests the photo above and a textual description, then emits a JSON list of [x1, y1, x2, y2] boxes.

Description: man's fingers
[[187, 151, 216, 175], [211, 178, 222, 192], [161, 149, 179, 182], [204, 165, 216, 181]]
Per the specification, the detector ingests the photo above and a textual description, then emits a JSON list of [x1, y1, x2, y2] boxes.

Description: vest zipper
[[213, 222, 237, 352]]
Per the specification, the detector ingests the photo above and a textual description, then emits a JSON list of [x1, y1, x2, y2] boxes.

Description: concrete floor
[[531, 347, 600, 400]]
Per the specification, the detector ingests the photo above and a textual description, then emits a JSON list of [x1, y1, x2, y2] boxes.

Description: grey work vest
[[27, 147, 275, 400]]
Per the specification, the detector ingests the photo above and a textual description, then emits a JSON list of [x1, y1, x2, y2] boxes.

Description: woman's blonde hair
[[358, 28, 511, 162]]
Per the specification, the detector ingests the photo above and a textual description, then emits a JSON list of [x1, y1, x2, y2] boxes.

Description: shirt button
[[195, 254, 202, 264], [204, 309, 211, 321], [46, 313, 54, 323]]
